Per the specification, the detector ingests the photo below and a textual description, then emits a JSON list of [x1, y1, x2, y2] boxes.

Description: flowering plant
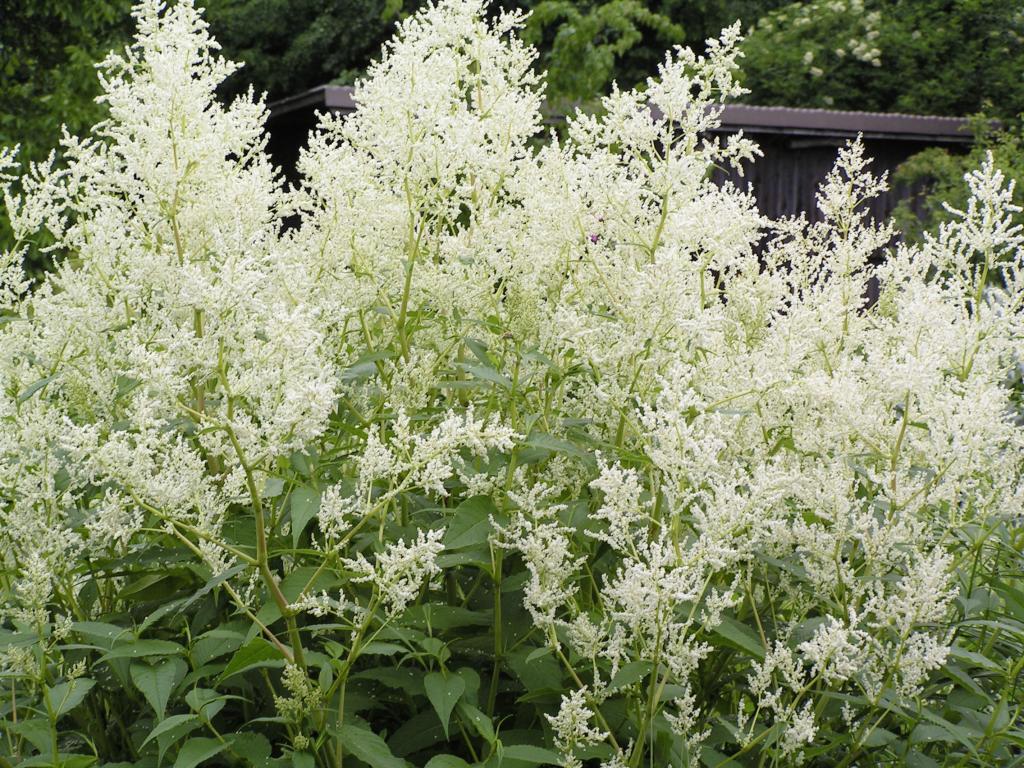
[[1, 1, 1022, 767]]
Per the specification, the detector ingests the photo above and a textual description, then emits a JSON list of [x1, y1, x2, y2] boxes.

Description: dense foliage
[[201, 0, 788, 105], [894, 117, 1024, 244], [0, 0, 133, 261], [0, 0, 133, 160], [201, 0, 414, 102], [2, 2, 1024, 768], [740, 0, 1024, 118]]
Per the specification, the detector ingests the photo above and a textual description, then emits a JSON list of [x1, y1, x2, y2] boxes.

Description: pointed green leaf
[[18, 374, 56, 404], [425, 756, 471, 768], [456, 702, 495, 744], [185, 688, 227, 722], [131, 657, 187, 718], [291, 487, 321, 547], [219, 638, 284, 681], [524, 646, 552, 664], [231, 733, 272, 768], [608, 660, 653, 691], [9, 719, 52, 753], [48, 678, 95, 718], [141, 714, 199, 750], [424, 672, 465, 737], [710, 616, 765, 660], [100, 639, 186, 662], [501, 745, 563, 765], [444, 496, 500, 550], [456, 363, 512, 389], [338, 724, 408, 768], [172, 737, 227, 768]]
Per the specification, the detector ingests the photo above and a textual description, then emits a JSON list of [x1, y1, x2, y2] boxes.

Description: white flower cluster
[[351, 406, 519, 513], [0, 0, 337, 619], [0, 0, 1021, 762], [343, 529, 445, 617], [546, 688, 607, 768], [761, 0, 882, 76]]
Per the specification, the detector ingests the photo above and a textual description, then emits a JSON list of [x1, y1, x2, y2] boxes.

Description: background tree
[[0, 0, 132, 160], [893, 116, 1024, 243], [0, 0, 132, 264], [203, 0, 415, 102], [739, 0, 1024, 118], [200, 0, 791, 105]]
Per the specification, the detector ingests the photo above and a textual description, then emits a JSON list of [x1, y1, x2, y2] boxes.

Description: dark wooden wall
[[710, 133, 962, 226]]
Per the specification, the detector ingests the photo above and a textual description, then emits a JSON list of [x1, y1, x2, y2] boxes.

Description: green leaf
[[154, 718, 205, 765], [948, 645, 1004, 672], [406, 605, 492, 630], [608, 661, 652, 691], [387, 710, 445, 757], [263, 477, 285, 498], [119, 572, 175, 598], [173, 737, 228, 768], [291, 486, 321, 547], [72, 622, 129, 647], [861, 727, 898, 748], [501, 745, 563, 765], [523, 432, 593, 463], [101, 639, 186, 662], [231, 732, 272, 768], [524, 646, 552, 664], [360, 642, 407, 656], [191, 625, 247, 666], [424, 757, 471, 768], [141, 714, 199, 750], [910, 724, 956, 744], [507, 646, 561, 693], [353, 667, 425, 697], [424, 672, 466, 738], [917, 709, 980, 756], [167, 564, 248, 625], [9, 719, 52, 753], [219, 638, 285, 681], [339, 724, 409, 768], [464, 337, 495, 367], [131, 657, 187, 718], [710, 616, 765, 660], [905, 750, 940, 768], [340, 350, 393, 382], [185, 688, 228, 721], [138, 598, 191, 634], [444, 496, 500, 550], [17, 374, 56, 403], [19, 754, 96, 768], [47, 678, 95, 718], [456, 362, 512, 389], [457, 702, 495, 744]]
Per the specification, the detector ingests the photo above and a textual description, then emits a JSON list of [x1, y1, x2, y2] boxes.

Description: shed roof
[[709, 104, 974, 143], [269, 85, 976, 144]]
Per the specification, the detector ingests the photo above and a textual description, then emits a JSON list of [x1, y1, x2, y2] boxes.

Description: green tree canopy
[[0, 0, 132, 160], [739, 0, 1024, 118], [202, 0, 792, 105]]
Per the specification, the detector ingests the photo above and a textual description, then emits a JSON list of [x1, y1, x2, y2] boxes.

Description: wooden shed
[[706, 104, 974, 223], [266, 85, 975, 222]]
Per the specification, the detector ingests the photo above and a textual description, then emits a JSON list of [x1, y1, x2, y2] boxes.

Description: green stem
[[487, 546, 504, 717], [224, 424, 307, 670]]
